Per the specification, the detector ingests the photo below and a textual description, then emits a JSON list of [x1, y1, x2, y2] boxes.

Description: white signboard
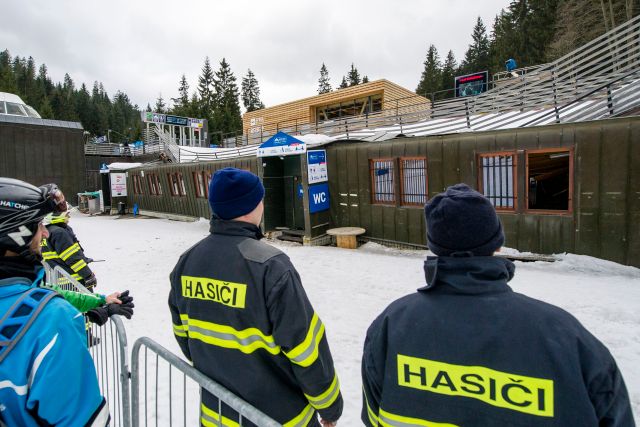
[[307, 150, 328, 184], [110, 172, 128, 197]]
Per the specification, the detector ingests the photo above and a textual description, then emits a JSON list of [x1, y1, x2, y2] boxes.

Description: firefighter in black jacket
[[361, 184, 634, 427], [169, 168, 343, 427], [42, 209, 97, 289]]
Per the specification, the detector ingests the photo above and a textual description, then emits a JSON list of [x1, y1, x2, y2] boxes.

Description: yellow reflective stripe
[[173, 323, 187, 337], [71, 273, 81, 279], [201, 403, 239, 427], [283, 404, 315, 427], [305, 373, 340, 410], [70, 259, 87, 272], [378, 408, 459, 427], [42, 251, 60, 260], [363, 386, 379, 427], [50, 217, 66, 224], [60, 243, 80, 261], [283, 313, 325, 367], [180, 314, 280, 355]]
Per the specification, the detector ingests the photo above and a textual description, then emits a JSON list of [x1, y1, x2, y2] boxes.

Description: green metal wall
[[0, 122, 85, 199], [327, 117, 640, 267], [126, 158, 257, 218]]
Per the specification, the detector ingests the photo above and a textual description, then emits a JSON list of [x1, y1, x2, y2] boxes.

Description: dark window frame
[[525, 147, 574, 215], [370, 158, 396, 206], [399, 157, 428, 207], [477, 151, 518, 212], [132, 175, 143, 195], [193, 171, 207, 198]]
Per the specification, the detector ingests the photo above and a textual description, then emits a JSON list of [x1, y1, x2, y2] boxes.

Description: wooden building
[[242, 79, 429, 140], [124, 116, 640, 268]]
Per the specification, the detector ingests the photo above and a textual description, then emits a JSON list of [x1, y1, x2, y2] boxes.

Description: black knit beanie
[[424, 183, 504, 256]]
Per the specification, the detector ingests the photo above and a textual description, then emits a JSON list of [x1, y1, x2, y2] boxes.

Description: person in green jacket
[[46, 284, 134, 325]]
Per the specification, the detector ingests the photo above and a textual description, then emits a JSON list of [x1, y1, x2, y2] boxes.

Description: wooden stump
[[326, 227, 366, 249]]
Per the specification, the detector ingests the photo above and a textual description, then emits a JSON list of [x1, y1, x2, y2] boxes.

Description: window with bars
[[132, 175, 143, 195], [478, 152, 516, 210], [400, 157, 427, 206], [147, 174, 162, 196], [168, 173, 186, 197], [370, 159, 396, 204], [193, 171, 207, 198]]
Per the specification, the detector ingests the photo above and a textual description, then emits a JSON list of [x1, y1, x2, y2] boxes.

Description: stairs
[[276, 229, 305, 244]]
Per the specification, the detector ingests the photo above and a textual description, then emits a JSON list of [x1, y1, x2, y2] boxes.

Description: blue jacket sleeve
[[26, 298, 109, 426]]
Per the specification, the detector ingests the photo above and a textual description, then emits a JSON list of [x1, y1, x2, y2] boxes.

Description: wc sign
[[308, 183, 330, 213]]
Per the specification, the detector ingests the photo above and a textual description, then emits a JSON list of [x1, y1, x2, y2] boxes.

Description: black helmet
[[0, 178, 67, 256]]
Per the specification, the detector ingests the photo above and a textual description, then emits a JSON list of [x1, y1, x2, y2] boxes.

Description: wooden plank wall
[[326, 117, 640, 267], [242, 80, 429, 136], [0, 122, 85, 198], [126, 158, 258, 219]]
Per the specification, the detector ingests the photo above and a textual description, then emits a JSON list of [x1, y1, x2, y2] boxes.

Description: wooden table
[[326, 227, 366, 249]]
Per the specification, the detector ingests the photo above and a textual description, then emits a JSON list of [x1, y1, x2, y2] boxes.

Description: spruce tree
[[347, 63, 361, 86], [317, 63, 332, 94], [212, 58, 242, 135], [241, 69, 264, 112], [0, 50, 17, 93], [362, 75, 369, 84], [416, 44, 442, 100], [339, 76, 348, 89], [461, 17, 491, 74], [197, 57, 215, 122], [155, 93, 166, 114], [441, 50, 458, 98], [171, 74, 190, 115]]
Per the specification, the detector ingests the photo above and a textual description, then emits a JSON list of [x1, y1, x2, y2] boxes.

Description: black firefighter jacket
[[41, 223, 96, 288], [362, 255, 635, 427], [169, 219, 343, 427]]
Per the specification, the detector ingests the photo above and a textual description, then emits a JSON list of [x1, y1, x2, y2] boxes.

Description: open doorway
[[262, 156, 305, 232], [527, 149, 572, 212]]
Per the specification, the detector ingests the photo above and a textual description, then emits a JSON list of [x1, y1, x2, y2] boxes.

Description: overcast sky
[[1, 0, 510, 111]]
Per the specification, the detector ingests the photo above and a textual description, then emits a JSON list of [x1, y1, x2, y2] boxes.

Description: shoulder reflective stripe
[[363, 386, 379, 426], [201, 403, 240, 427], [71, 274, 82, 280], [305, 373, 340, 410], [180, 315, 280, 355], [87, 399, 110, 427], [59, 243, 80, 261], [378, 408, 458, 427], [283, 404, 315, 427], [284, 313, 325, 367], [0, 379, 28, 396], [172, 323, 187, 337], [70, 259, 87, 272], [28, 333, 58, 388]]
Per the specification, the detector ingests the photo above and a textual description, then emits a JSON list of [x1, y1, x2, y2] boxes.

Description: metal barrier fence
[[131, 337, 281, 427]]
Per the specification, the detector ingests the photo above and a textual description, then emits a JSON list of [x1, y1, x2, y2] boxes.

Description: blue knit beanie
[[424, 183, 504, 256], [208, 168, 265, 220]]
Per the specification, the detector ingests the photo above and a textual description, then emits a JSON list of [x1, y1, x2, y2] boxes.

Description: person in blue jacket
[[361, 183, 635, 426], [0, 178, 109, 426]]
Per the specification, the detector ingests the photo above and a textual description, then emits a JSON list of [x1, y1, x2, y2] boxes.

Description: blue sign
[[297, 183, 304, 199], [309, 183, 330, 214], [257, 131, 306, 157]]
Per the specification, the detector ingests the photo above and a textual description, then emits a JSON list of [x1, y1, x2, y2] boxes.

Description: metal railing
[[215, 14, 640, 147], [131, 337, 281, 427], [89, 316, 131, 427]]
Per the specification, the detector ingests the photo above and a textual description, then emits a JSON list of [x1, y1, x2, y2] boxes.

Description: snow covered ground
[[72, 212, 640, 425]]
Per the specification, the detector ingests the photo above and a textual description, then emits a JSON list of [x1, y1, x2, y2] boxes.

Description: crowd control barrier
[[131, 337, 281, 427]]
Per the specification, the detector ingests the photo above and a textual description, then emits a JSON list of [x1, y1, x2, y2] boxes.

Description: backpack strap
[[0, 287, 60, 363]]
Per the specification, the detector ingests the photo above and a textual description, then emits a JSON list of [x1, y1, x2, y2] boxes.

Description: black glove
[[84, 274, 98, 289], [86, 291, 134, 325]]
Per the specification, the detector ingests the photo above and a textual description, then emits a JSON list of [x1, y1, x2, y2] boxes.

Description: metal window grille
[[371, 159, 395, 204], [133, 176, 142, 195], [480, 154, 515, 209], [147, 175, 157, 195], [178, 173, 186, 196], [168, 174, 181, 197], [400, 158, 427, 205], [193, 172, 206, 198]]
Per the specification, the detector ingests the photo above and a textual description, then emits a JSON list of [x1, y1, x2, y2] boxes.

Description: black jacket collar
[[209, 217, 264, 240], [419, 255, 515, 295], [0, 256, 42, 283]]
